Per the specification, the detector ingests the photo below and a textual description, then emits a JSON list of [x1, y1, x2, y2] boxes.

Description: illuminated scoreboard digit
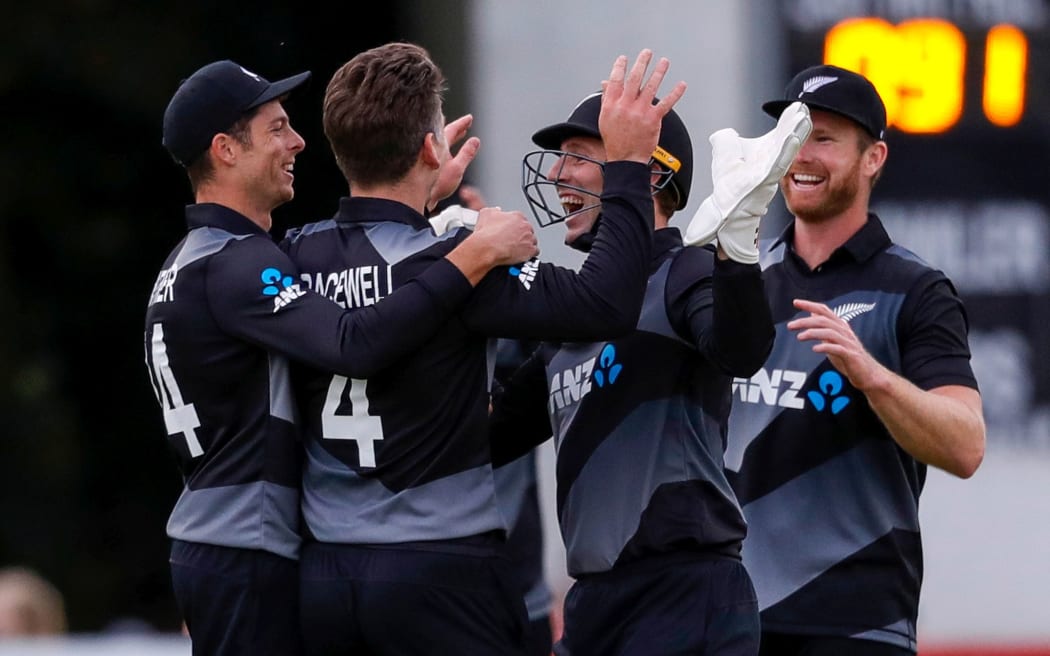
[[775, 0, 1050, 446], [821, 17, 1028, 132]]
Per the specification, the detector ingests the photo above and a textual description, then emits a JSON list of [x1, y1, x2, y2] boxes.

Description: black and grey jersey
[[491, 339, 552, 622], [143, 203, 473, 559], [491, 228, 774, 577], [725, 214, 978, 652], [280, 161, 653, 548]]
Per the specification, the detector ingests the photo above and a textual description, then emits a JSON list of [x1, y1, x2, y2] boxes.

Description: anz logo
[[732, 368, 851, 414], [732, 369, 807, 409], [807, 371, 851, 414], [548, 344, 623, 413], [732, 301, 872, 412], [261, 267, 306, 313], [509, 258, 540, 290]]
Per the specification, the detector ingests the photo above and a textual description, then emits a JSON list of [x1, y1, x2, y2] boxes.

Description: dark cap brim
[[531, 121, 602, 150], [247, 70, 312, 110], [762, 98, 878, 138]]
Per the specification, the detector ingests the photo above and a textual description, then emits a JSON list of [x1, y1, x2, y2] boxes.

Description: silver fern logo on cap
[[800, 75, 837, 96]]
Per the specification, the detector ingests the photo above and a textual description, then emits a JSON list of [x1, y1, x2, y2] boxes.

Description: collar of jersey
[[653, 226, 684, 262], [334, 196, 430, 231], [773, 212, 892, 269], [185, 202, 271, 237]]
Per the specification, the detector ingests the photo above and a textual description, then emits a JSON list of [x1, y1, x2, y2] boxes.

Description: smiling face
[[234, 99, 306, 211], [781, 109, 883, 224], [546, 135, 607, 245]]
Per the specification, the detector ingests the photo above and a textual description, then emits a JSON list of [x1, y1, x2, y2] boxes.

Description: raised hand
[[683, 101, 812, 262], [430, 114, 481, 210], [598, 49, 687, 164], [788, 298, 883, 391]]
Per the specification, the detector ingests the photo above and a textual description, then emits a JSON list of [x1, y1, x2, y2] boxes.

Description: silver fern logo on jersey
[[832, 301, 876, 322]]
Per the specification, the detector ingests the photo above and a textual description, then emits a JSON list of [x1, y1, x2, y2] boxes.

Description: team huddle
[[145, 42, 985, 656]]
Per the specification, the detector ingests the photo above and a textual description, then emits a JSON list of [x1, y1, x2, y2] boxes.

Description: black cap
[[762, 64, 886, 139], [531, 92, 693, 210], [162, 60, 311, 166]]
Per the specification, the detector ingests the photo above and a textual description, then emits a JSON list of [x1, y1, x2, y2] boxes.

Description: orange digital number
[[824, 18, 902, 123], [984, 24, 1027, 127], [823, 17, 1027, 133]]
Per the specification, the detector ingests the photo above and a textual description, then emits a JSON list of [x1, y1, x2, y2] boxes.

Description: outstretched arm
[[670, 250, 773, 377]]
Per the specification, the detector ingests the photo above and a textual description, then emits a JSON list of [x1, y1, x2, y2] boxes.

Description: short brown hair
[[186, 110, 257, 193], [323, 42, 446, 187], [654, 186, 678, 219]]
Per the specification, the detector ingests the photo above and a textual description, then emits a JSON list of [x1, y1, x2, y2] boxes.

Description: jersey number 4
[[322, 375, 385, 468], [146, 325, 203, 457]]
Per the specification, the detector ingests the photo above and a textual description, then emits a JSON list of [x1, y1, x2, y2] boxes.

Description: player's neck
[[196, 185, 274, 232], [654, 209, 670, 230], [349, 168, 431, 216]]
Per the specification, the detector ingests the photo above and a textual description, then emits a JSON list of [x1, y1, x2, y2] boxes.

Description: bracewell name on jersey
[[298, 264, 394, 309]]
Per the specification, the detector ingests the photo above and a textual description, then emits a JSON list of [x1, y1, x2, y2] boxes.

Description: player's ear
[[211, 133, 239, 166], [862, 140, 888, 178], [420, 131, 441, 170]]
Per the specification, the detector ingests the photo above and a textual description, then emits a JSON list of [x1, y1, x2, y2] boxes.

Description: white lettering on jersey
[[548, 357, 596, 413], [147, 324, 203, 457], [149, 265, 177, 305], [322, 376, 385, 468], [732, 368, 807, 409], [301, 265, 393, 309], [516, 259, 540, 290], [272, 283, 306, 313]]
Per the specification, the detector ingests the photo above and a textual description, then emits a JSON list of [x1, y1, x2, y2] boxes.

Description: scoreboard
[[774, 0, 1050, 447]]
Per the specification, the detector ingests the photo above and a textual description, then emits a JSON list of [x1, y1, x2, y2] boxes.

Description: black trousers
[[170, 539, 301, 656], [299, 539, 529, 656], [556, 553, 760, 656]]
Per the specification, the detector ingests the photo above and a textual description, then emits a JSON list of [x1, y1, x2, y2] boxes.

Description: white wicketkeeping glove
[[428, 205, 479, 236], [683, 102, 812, 263]]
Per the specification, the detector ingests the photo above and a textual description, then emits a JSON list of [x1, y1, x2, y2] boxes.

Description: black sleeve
[[898, 274, 978, 391], [210, 235, 474, 378], [668, 249, 775, 377], [460, 161, 654, 341], [489, 350, 553, 467]]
